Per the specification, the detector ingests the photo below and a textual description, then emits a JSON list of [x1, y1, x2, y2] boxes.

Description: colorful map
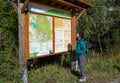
[[29, 13, 53, 58]]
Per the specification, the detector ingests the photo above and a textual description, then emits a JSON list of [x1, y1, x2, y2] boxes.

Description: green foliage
[[0, 0, 20, 82], [85, 52, 120, 82], [77, 0, 120, 54]]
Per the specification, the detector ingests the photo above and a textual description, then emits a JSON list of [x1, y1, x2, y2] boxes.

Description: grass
[[28, 52, 120, 83], [28, 65, 77, 83], [85, 52, 120, 82], [0, 51, 120, 83]]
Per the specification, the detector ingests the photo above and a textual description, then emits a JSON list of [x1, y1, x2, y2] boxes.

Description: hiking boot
[[78, 76, 86, 82]]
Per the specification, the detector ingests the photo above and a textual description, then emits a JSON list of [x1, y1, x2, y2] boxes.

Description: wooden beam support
[[49, 2, 55, 6], [75, 9, 86, 22], [79, 0, 94, 8], [71, 13, 76, 51], [51, 0, 83, 10], [21, 0, 29, 13]]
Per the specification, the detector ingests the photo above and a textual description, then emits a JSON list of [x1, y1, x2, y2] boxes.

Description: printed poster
[[54, 17, 71, 52], [64, 19, 71, 51], [54, 18, 64, 52]]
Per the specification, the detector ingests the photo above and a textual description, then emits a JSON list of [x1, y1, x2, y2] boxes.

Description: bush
[[0, 28, 21, 83], [0, 0, 20, 82]]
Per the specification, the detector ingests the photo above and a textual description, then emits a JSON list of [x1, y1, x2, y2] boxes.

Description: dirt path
[[110, 74, 120, 83], [86, 74, 120, 83]]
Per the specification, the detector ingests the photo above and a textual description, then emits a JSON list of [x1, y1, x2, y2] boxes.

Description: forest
[[0, 0, 120, 83]]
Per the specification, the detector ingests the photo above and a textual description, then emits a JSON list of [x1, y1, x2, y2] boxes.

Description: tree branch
[[9, 1, 18, 13], [21, 0, 29, 13]]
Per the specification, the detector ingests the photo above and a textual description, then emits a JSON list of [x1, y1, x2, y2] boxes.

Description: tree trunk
[[18, 0, 28, 83], [97, 34, 103, 54]]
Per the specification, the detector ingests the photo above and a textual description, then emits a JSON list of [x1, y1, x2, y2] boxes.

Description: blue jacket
[[75, 39, 87, 57]]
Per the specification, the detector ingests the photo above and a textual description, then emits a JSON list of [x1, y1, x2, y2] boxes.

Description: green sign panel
[[29, 3, 71, 18]]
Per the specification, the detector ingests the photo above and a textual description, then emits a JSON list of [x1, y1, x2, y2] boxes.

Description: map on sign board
[[29, 13, 53, 58]]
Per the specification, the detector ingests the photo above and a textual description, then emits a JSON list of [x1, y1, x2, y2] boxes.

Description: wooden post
[[71, 12, 76, 51], [18, 0, 28, 83]]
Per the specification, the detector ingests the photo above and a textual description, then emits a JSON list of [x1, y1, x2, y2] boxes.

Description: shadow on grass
[[27, 50, 76, 70], [71, 71, 80, 79], [27, 54, 62, 70]]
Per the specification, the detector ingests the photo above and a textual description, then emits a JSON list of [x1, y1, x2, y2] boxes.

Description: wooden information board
[[25, 3, 73, 59]]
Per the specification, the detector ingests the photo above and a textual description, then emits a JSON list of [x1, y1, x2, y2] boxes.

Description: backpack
[[85, 40, 88, 54]]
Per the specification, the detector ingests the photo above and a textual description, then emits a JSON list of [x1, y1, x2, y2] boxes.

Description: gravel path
[[110, 74, 120, 83]]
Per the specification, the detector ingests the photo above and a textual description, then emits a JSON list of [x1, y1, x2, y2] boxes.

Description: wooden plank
[[25, 11, 29, 59], [53, 17, 55, 53], [51, 0, 83, 9], [27, 51, 67, 60], [79, 0, 94, 8]]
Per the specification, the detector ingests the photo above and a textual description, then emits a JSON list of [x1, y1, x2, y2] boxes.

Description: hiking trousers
[[78, 55, 86, 78]]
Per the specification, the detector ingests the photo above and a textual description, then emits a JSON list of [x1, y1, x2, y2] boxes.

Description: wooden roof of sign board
[[31, 0, 93, 11], [21, 0, 93, 13]]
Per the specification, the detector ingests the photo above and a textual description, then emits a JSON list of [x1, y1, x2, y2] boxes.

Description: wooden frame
[[25, 11, 29, 59], [25, 3, 73, 60]]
